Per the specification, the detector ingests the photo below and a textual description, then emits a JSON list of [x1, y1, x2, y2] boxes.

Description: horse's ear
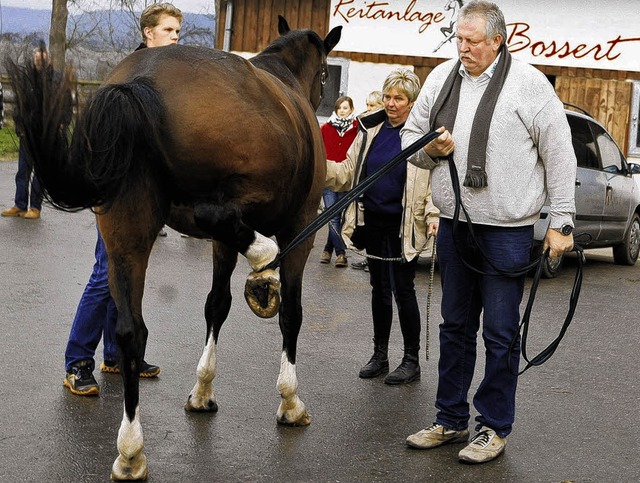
[[323, 26, 342, 54], [277, 16, 290, 35]]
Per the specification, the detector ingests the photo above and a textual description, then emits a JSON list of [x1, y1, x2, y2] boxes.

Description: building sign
[[329, 0, 640, 72]]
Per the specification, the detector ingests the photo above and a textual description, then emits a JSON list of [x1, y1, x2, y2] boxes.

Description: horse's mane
[[260, 29, 325, 56], [252, 29, 324, 89]]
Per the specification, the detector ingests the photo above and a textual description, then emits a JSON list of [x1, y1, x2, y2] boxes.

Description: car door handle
[[575, 179, 581, 187]]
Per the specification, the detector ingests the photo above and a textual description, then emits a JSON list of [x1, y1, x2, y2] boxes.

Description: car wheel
[[612, 212, 640, 265], [530, 244, 563, 279]]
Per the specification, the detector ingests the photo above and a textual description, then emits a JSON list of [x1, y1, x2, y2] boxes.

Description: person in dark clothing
[[2, 48, 53, 220], [326, 69, 439, 385]]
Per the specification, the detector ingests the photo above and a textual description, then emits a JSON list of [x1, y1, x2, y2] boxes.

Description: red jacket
[[321, 119, 359, 163]]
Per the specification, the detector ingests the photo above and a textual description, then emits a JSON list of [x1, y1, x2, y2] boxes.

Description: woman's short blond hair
[[140, 3, 184, 39], [366, 91, 384, 108], [382, 68, 421, 103]]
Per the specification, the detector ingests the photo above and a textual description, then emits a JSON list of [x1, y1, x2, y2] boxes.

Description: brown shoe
[[23, 208, 41, 220], [335, 254, 348, 267], [1, 206, 27, 217], [100, 360, 161, 378], [320, 251, 331, 264]]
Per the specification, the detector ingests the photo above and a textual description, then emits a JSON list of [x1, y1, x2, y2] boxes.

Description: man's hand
[[423, 126, 454, 158], [543, 228, 574, 262]]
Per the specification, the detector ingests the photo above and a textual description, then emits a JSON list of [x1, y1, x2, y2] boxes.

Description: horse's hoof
[[276, 410, 311, 427], [111, 452, 148, 481], [244, 268, 280, 318], [276, 402, 311, 427], [185, 394, 219, 413]]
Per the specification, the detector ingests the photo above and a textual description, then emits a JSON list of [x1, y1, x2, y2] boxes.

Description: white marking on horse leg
[[276, 351, 310, 426], [111, 405, 148, 481], [185, 332, 218, 412], [244, 232, 279, 272]]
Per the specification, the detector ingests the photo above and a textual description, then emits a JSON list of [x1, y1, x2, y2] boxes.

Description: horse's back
[[105, 45, 325, 230]]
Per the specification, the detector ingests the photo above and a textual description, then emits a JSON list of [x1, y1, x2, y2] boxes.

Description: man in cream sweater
[[401, 0, 576, 465]]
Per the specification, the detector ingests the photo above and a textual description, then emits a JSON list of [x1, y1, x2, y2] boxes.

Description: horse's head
[[276, 16, 341, 109], [255, 17, 341, 111]]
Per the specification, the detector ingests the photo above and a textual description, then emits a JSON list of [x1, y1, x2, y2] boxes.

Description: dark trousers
[[364, 212, 420, 350], [14, 144, 43, 211], [435, 218, 533, 438]]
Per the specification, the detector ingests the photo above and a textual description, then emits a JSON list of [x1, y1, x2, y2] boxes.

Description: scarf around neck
[[328, 111, 356, 136], [430, 44, 512, 188]]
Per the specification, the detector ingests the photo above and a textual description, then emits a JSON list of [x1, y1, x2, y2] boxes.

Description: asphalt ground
[[0, 160, 639, 482]]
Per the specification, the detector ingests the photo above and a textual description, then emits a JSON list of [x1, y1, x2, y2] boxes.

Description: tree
[[49, 0, 69, 70]]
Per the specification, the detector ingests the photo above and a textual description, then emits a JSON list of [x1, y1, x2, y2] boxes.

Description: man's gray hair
[[459, 1, 507, 45]]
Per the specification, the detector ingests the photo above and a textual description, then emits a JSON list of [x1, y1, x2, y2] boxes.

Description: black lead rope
[[264, 129, 441, 270], [446, 158, 584, 375], [264, 130, 582, 375], [515, 244, 584, 375]]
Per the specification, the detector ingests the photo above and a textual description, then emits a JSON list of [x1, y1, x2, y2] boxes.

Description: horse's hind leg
[[185, 241, 237, 412], [109, 249, 152, 480], [98, 208, 161, 481]]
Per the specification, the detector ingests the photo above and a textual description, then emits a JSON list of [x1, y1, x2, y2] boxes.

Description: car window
[[591, 122, 625, 173], [567, 114, 600, 169]]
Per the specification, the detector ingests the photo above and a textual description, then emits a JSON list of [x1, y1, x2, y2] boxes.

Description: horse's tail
[[6, 50, 168, 211]]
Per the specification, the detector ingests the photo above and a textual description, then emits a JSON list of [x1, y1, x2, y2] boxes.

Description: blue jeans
[[322, 188, 347, 255], [14, 144, 43, 211], [435, 218, 533, 438], [64, 226, 117, 371]]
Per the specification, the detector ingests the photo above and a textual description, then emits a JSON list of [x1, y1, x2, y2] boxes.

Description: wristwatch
[[552, 224, 573, 236]]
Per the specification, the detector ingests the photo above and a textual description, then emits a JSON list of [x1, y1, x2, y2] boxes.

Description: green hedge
[[0, 119, 20, 162]]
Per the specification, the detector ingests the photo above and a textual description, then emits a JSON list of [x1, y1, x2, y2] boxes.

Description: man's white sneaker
[[458, 427, 506, 464], [406, 423, 469, 449]]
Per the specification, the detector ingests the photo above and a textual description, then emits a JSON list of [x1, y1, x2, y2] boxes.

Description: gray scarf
[[430, 44, 512, 188]]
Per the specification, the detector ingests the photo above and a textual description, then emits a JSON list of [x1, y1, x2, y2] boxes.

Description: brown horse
[[8, 17, 341, 480]]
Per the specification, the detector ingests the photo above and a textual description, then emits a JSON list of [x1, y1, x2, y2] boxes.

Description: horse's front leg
[[276, 351, 310, 426], [275, 242, 311, 426], [185, 331, 219, 412], [186, 242, 237, 412], [193, 204, 280, 319]]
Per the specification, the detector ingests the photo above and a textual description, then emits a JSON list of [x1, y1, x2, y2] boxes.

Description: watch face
[[561, 224, 573, 236]]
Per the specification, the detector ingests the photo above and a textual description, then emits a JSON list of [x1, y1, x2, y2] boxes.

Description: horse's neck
[[251, 53, 300, 91]]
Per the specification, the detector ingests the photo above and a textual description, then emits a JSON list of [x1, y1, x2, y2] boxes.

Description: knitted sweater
[[401, 57, 576, 229]]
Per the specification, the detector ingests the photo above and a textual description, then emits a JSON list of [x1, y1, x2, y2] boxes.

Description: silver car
[[533, 107, 640, 277]]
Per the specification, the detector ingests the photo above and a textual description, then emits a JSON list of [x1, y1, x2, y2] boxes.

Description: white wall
[[345, 61, 413, 115]]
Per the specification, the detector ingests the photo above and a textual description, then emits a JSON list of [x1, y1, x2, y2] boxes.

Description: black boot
[[384, 348, 420, 385], [358, 340, 389, 378]]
